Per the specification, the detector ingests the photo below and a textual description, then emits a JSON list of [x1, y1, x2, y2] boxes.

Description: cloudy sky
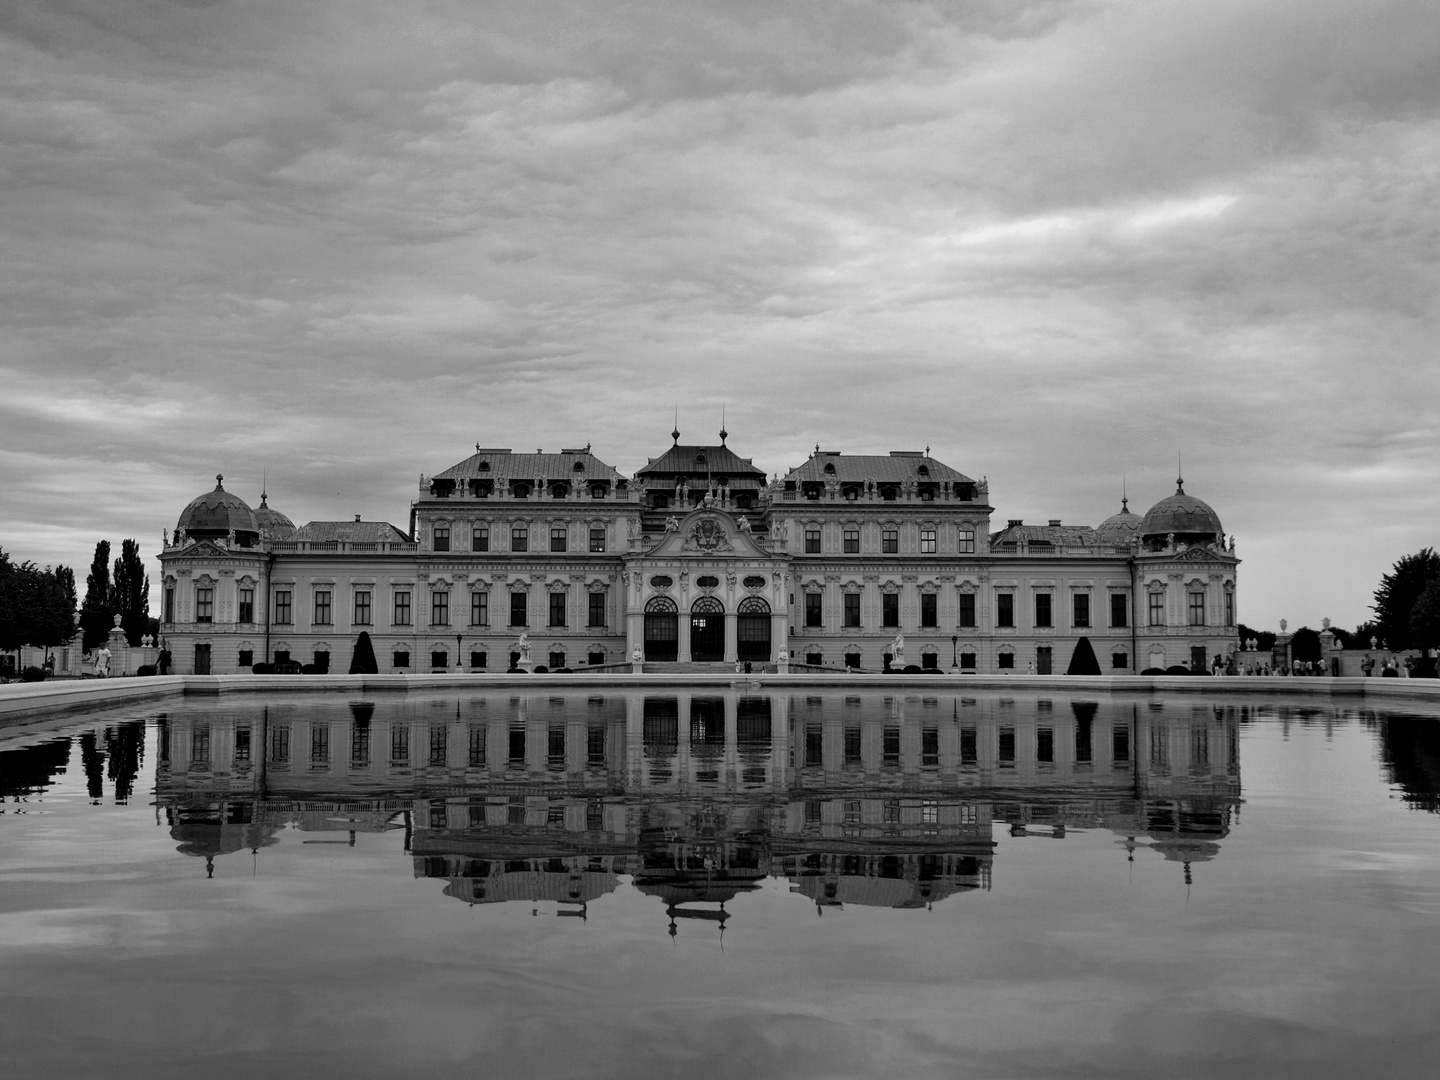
[[2, 0, 1437, 631]]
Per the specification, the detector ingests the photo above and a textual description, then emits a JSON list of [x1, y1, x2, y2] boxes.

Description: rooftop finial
[[719, 405, 727, 445], [1177, 451, 1185, 494], [215, 473, 224, 489], [672, 405, 680, 445], [261, 468, 268, 507], [1121, 471, 1127, 512]]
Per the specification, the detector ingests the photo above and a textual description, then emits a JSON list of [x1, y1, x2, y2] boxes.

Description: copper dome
[[177, 475, 260, 541], [254, 491, 296, 540], [1096, 497, 1142, 545], [1139, 480, 1223, 543]]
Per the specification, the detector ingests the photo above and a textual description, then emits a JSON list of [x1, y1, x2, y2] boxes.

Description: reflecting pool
[[2, 689, 1439, 1079]]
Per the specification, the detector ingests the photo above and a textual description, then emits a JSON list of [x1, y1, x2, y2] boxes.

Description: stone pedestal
[[107, 626, 132, 677]]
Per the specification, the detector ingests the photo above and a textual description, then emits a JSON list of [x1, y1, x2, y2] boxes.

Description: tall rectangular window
[[550, 592, 568, 627], [920, 528, 936, 554], [996, 593, 1014, 628], [959, 592, 976, 628], [310, 724, 329, 765], [1148, 592, 1165, 627], [1073, 593, 1090, 628], [882, 593, 899, 627], [274, 589, 292, 625], [551, 526, 567, 553], [920, 593, 937, 627], [164, 587, 175, 623], [314, 590, 332, 626], [353, 590, 371, 626], [843, 592, 860, 627], [431, 590, 449, 626], [472, 526, 489, 551], [195, 587, 213, 623], [589, 527, 605, 553], [1110, 593, 1128, 628], [804, 593, 822, 628], [238, 588, 254, 624], [804, 527, 821, 554], [588, 592, 606, 627], [392, 590, 411, 627], [511, 527, 528, 552], [433, 525, 450, 551], [510, 592, 528, 626], [843, 528, 859, 553], [1035, 593, 1052, 628], [1188, 590, 1206, 626], [471, 591, 488, 627], [958, 528, 976, 554], [882, 528, 899, 553], [1225, 589, 1234, 627]]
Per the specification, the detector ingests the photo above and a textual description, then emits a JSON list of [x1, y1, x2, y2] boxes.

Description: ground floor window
[[805, 651, 822, 665], [549, 651, 565, 669], [844, 651, 861, 668], [393, 650, 410, 668], [922, 652, 938, 669], [587, 651, 605, 666], [430, 650, 447, 669], [1111, 652, 1128, 669], [960, 652, 976, 670], [997, 653, 1015, 669], [238, 649, 253, 667]]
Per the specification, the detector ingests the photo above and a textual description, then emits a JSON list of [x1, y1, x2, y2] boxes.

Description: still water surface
[[2, 689, 1438, 1079]]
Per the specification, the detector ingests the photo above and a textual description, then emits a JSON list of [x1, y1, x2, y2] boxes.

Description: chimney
[[354, 514, 361, 522], [1048, 519, 1061, 527]]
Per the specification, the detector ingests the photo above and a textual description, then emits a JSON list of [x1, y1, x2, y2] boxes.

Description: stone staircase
[[641, 661, 775, 675]]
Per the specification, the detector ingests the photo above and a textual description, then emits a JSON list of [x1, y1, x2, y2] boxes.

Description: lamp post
[[951, 634, 959, 673], [456, 632, 463, 673]]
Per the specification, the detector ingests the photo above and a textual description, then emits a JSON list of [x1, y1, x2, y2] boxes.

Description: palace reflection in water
[[37, 690, 1251, 926]]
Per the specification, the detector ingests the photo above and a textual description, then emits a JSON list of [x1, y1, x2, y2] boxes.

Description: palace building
[[157, 429, 1239, 674]]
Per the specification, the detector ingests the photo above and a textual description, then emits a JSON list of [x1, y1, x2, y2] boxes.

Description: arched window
[[691, 596, 724, 614], [738, 596, 770, 614], [645, 595, 678, 613]]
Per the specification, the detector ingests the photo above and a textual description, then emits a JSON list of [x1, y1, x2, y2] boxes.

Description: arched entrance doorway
[[644, 596, 679, 661], [690, 596, 725, 662], [737, 596, 772, 662]]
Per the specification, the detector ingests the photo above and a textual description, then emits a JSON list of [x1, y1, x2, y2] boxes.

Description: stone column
[[771, 612, 788, 667], [677, 611, 691, 663], [724, 612, 738, 664]]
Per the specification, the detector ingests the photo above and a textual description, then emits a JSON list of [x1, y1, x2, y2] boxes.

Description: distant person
[[1361, 654, 1375, 677]]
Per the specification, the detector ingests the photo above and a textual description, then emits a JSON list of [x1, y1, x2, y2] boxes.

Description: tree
[[0, 550, 75, 660], [1238, 623, 1276, 652], [1291, 627, 1321, 664], [1410, 579, 1440, 657], [1353, 620, 1381, 647], [80, 540, 113, 651], [349, 631, 379, 674], [1066, 636, 1101, 675], [111, 539, 149, 646], [1373, 548, 1440, 652]]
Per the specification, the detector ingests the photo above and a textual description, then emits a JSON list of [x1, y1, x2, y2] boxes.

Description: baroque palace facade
[[157, 430, 1239, 675]]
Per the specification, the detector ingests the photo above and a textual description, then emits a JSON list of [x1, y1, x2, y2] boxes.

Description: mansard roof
[[292, 520, 410, 543], [989, 520, 1099, 547], [433, 448, 627, 483], [635, 443, 766, 481], [784, 451, 974, 484]]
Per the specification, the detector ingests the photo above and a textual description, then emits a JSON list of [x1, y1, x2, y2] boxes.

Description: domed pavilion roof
[[177, 475, 260, 541], [1139, 479, 1223, 543], [1096, 497, 1142, 545], [254, 490, 296, 540]]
